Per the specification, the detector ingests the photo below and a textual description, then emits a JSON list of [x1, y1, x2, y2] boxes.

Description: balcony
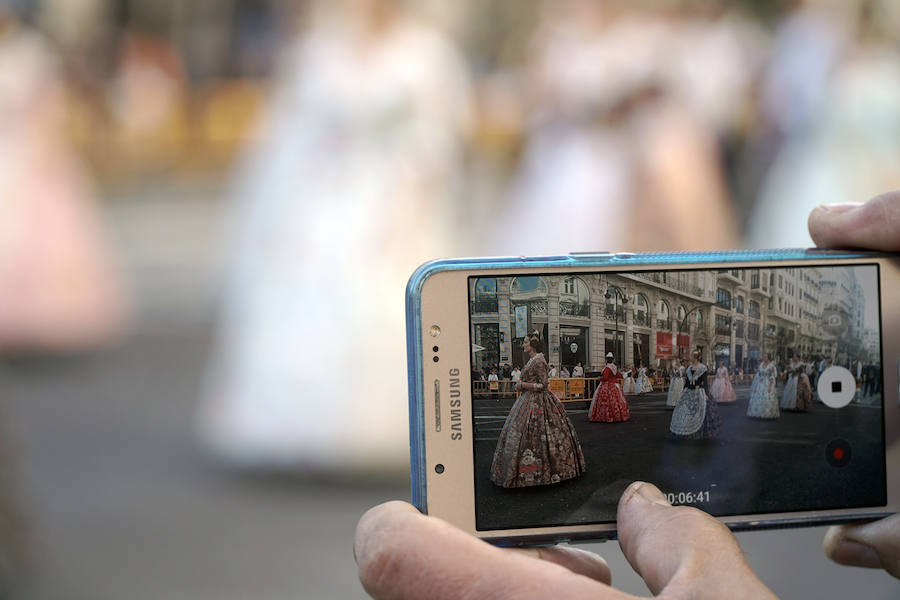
[[471, 297, 499, 314], [629, 272, 706, 300], [718, 270, 743, 285], [715, 325, 732, 336], [634, 313, 650, 327], [605, 307, 626, 321], [559, 301, 590, 318], [750, 282, 770, 297], [657, 318, 672, 330]]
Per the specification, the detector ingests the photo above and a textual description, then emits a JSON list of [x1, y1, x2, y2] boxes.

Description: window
[[715, 288, 732, 309], [751, 272, 760, 288], [472, 278, 498, 313], [715, 314, 731, 335], [735, 320, 744, 338], [657, 299, 671, 330], [749, 300, 760, 318], [735, 296, 744, 314], [748, 323, 759, 340], [605, 286, 626, 321], [564, 278, 575, 295], [778, 275, 783, 289], [635, 294, 649, 326]]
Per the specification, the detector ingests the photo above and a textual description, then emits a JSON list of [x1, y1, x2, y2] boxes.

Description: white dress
[[747, 363, 780, 419], [638, 367, 654, 394], [199, 19, 471, 471], [666, 366, 685, 408], [780, 361, 799, 410], [622, 372, 636, 394]]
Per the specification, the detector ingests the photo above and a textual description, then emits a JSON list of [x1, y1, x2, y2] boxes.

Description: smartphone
[[406, 249, 900, 546]]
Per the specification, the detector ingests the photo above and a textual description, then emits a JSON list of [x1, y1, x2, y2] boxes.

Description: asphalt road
[[474, 386, 884, 530]]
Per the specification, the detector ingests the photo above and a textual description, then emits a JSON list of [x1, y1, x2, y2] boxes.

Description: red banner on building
[[677, 333, 691, 354], [656, 332, 673, 358]]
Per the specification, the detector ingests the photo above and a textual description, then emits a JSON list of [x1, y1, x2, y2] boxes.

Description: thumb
[[616, 482, 776, 599], [824, 514, 900, 578], [808, 192, 900, 251]]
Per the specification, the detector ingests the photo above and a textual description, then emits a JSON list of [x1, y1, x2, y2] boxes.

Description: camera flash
[[430, 325, 441, 337]]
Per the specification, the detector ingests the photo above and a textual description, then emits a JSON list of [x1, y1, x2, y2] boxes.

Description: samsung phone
[[406, 249, 900, 546]]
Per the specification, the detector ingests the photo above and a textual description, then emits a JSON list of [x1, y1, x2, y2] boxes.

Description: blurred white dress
[[200, 19, 470, 471], [747, 42, 900, 247]]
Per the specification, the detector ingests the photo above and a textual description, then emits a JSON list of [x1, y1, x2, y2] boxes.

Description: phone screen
[[468, 264, 885, 530]]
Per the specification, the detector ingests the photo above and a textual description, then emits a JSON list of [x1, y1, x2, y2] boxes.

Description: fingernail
[[627, 482, 671, 507], [818, 203, 863, 214]]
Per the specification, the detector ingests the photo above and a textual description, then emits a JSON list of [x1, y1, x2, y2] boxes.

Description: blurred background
[[1, 0, 900, 597]]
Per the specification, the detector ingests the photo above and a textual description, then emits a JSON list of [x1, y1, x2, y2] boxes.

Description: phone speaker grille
[[434, 379, 441, 432]]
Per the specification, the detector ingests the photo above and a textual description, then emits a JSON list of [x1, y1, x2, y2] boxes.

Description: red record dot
[[825, 439, 851, 468]]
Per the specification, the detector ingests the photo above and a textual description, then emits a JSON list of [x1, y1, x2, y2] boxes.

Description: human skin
[[354, 482, 776, 599], [809, 194, 900, 578]]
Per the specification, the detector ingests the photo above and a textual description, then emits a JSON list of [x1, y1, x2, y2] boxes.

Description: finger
[[616, 482, 776, 599], [354, 501, 626, 600], [808, 192, 900, 250], [823, 515, 900, 578], [511, 545, 611, 585]]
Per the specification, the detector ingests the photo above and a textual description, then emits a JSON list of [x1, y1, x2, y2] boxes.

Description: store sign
[[656, 332, 673, 358], [677, 333, 691, 349]]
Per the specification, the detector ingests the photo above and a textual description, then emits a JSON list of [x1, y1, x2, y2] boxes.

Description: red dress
[[588, 365, 630, 422]]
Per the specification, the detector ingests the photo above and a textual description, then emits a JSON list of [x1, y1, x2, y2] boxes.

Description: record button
[[817, 366, 856, 408], [825, 439, 852, 468]]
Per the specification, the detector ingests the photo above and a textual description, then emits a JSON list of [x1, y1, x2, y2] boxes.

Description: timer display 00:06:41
[[665, 491, 711, 505]]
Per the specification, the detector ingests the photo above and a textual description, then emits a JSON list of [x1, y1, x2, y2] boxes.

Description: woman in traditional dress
[[491, 334, 586, 488], [669, 351, 721, 440], [780, 356, 800, 410], [637, 364, 654, 394], [666, 359, 685, 409], [710, 360, 737, 404], [747, 354, 779, 419], [791, 357, 813, 412], [622, 365, 636, 394], [589, 352, 630, 422]]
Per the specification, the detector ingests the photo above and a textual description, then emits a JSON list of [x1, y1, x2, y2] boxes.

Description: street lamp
[[605, 288, 628, 362]]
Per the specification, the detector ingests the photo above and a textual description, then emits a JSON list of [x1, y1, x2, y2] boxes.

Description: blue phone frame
[[405, 248, 891, 530]]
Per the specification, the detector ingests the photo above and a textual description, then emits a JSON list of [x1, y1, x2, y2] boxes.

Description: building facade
[[468, 266, 856, 374]]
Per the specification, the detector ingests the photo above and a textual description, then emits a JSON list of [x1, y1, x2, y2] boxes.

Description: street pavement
[[474, 386, 884, 530]]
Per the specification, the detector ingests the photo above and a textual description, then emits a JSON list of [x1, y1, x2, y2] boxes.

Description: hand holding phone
[[355, 193, 900, 599], [810, 194, 900, 577], [355, 482, 777, 599]]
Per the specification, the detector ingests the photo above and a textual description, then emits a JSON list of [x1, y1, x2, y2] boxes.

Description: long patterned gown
[[711, 366, 737, 403], [666, 366, 685, 408], [622, 370, 635, 394], [793, 363, 813, 411], [746, 362, 779, 419], [780, 362, 799, 409], [589, 364, 630, 422], [669, 363, 721, 439], [490, 353, 586, 487], [638, 368, 654, 394]]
